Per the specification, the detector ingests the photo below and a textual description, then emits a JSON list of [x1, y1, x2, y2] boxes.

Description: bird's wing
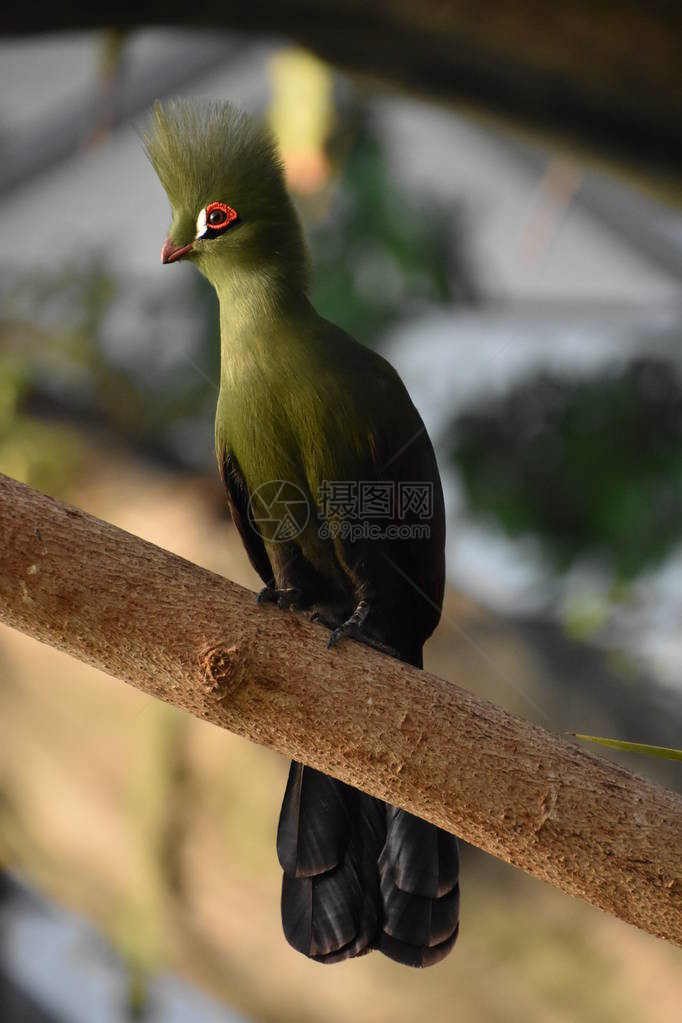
[[318, 348, 446, 653], [369, 403, 446, 626], [219, 449, 274, 586]]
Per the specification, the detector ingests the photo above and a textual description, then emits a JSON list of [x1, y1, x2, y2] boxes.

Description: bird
[[145, 99, 459, 967]]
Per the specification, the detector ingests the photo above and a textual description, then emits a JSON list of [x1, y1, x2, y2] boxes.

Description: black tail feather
[[381, 805, 460, 898], [377, 807, 460, 965], [278, 762, 384, 962], [277, 763, 460, 967], [277, 761, 352, 877], [379, 863, 460, 948], [378, 923, 460, 968]]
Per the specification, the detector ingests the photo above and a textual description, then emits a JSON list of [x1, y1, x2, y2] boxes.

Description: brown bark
[[1, 471, 680, 946]]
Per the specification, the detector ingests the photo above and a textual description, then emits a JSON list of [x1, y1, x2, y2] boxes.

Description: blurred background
[[1, 6, 681, 1022]]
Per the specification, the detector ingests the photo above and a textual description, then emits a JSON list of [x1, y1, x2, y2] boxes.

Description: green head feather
[[144, 99, 309, 291]]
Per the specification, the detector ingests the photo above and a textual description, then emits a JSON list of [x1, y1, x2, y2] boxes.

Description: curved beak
[[161, 238, 194, 264]]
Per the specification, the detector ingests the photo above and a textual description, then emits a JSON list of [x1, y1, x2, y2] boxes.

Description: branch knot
[[200, 643, 243, 701]]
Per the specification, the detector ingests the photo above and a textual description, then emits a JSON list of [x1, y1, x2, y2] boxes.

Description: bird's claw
[[310, 610, 337, 629], [257, 586, 303, 610], [326, 602, 400, 659]]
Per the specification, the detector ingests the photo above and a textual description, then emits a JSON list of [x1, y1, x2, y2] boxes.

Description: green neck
[[215, 268, 314, 383], [215, 264, 299, 321]]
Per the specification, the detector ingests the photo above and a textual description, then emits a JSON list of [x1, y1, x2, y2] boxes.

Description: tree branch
[[1, 3, 680, 169], [1, 471, 680, 946]]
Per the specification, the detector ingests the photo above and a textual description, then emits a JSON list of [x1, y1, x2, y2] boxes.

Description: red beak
[[161, 238, 194, 264]]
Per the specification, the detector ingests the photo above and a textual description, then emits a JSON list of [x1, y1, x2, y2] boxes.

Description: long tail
[[277, 762, 459, 966]]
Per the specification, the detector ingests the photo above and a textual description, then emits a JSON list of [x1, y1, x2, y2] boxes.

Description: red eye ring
[[205, 201, 238, 229]]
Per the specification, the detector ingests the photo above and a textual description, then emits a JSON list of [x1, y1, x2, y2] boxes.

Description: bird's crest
[[143, 99, 286, 217]]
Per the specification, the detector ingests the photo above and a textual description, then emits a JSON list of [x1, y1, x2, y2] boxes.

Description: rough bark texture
[[1, 471, 680, 946]]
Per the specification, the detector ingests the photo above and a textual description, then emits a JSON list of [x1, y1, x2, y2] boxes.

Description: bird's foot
[[310, 610, 338, 630], [257, 586, 304, 610], [327, 601, 400, 659]]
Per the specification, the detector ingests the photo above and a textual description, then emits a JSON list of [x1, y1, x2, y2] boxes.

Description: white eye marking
[[195, 208, 207, 239]]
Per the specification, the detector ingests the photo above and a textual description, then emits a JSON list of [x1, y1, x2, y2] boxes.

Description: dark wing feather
[[364, 388, 446, 650], [219, 450, 273, 585]]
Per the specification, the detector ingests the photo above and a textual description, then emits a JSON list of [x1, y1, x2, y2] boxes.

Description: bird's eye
[[196, 201, 238, 240]]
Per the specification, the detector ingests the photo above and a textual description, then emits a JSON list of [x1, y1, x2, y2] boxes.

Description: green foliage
[[309, 117, 476, 346], [0, 259, 220, 473], [569, 734, 682, 760], [451, 358, 682, 579], [0, 340, 85, 494]]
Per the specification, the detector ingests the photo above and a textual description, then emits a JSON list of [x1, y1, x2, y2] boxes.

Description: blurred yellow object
[[268, 48, 334, 195]]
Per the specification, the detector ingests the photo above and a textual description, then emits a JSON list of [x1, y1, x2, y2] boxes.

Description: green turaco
[[145, 100, 459, 967]]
